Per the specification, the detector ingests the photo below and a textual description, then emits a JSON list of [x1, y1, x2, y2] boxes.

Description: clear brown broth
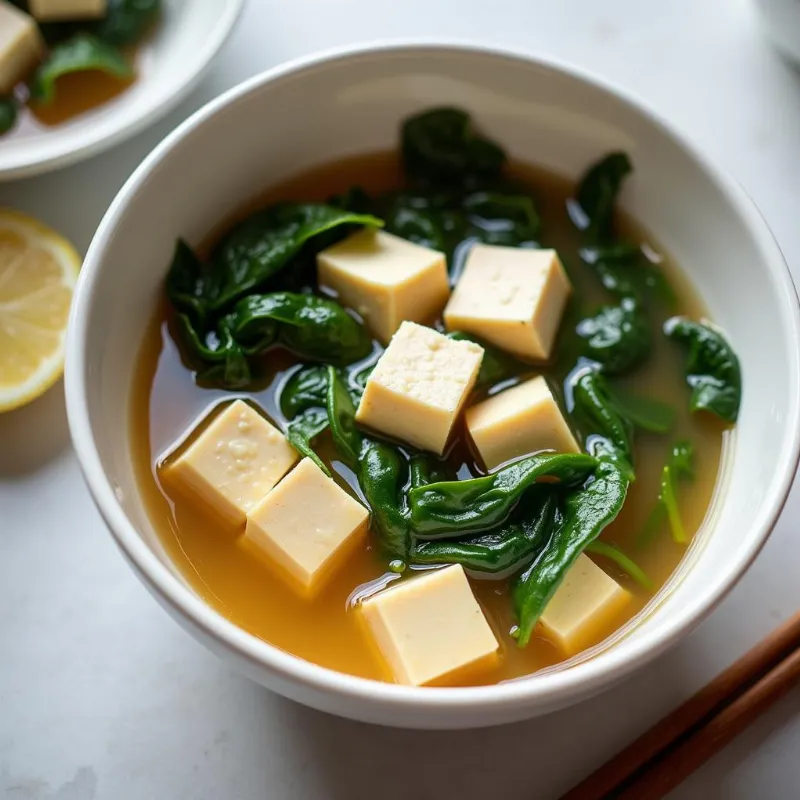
[[130, 152, 726, 685]]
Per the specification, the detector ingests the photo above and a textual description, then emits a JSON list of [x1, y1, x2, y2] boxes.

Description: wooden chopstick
[[561, 610, 800, 800]]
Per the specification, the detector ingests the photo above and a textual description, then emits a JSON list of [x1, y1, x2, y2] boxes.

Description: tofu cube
[[242, 458, 369, 598], [28, 0, 106, 21], [539, 554, 631, 656], [162, 399, 298, 528], [466, 375, 580, 470], [444, 244, 571, 361], [317, 229, 451, 344], [0, 2, 44, 94], [361, 565, 499, 686], [355, 321, 483, 454]]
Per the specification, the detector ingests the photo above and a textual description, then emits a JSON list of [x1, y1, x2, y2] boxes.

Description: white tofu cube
[[355, 321, 483, 455], [539, 554, 631, 656], [317, 229, 451, 343], [0, 2, 44, 94], [444, 244, 571, 361], [242, 458, 369, 598], [162, 399, 298, 528], [361, 565, 499, 686], [466, 375, 580, 470], [28, 0, 106, 21]]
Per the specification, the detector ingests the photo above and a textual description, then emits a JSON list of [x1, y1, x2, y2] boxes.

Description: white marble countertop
[[3, 0, 800, 797]]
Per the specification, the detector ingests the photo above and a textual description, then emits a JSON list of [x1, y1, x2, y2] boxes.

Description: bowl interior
[[68, 45, 800, 726], [0, 0, 242, 180]]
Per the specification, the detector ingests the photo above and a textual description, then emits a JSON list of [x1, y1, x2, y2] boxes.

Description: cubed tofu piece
[[317, 229, 450, 344], [28, 0, 106, 21], [0, 3, 44, 94], [162, 400, 298, 528], [466, 375, 580, 470], [355, 321, 483, 454], [539, 554, 631, 656], [361, 565, 499, 686], [242, 458, 369, 598], [444, 244, 571, 361]]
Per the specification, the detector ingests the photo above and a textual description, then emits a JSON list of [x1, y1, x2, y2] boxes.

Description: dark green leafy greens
[[413, 492, 559, 575], [640, 440, 695, 546], [31, 34, 132, 104], [513, 459, 629, 646], [402, 107, 505, 187], [169, 206, 383, 321], [89, 0, 162, 45], [175, 291, 371, 388], [408, 453, 597, 538], [664, 317, 741, 423], [585, 541, 652, 590], [574, 153, 632, 244], [0, 98, 17, 135], [286, 408, 329, 476]]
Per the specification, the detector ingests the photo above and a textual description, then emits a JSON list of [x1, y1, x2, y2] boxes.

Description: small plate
[[0, 0, 243, 181]]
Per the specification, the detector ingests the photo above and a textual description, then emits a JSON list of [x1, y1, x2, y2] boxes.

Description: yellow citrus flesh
[[0, 209, 80, 413]]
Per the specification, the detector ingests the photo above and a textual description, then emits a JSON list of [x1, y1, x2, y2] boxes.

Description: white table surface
[[3, 0, 800, 797]]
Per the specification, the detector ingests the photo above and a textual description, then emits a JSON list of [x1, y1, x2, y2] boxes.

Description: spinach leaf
[[177, 292, 371, 388], [576, 296, 650, 374], [286, 408, 330, 476], [640, 440, 695, 546], [0, 98, 17, 136], [231, 293, 372, 366], [279, 365, 329, 418], [585, 541, 652, 590], [568, 365, 634, 476], [576, 246, 652, 374], [208, 204, 383, 312], [166, 240, 211, 326], [604, 383, 675, 434], [173, 313, 250, 388], [409, 453, 452, 489], [446, 331, 526, 389], [412, 491, 558, 575], [360, 439, 412, 562], [574, 153, 632, 244], [664, 317, 741, 423], [513, 459, 628, 646], [408, 452, 597, 538], [326, 366, 362, 470], [383, 193, 451, 253], [89, 0, 162, 46], [31, 34, 132, 104], [402, 107, 506, 187], [461, 191, 540, 246]]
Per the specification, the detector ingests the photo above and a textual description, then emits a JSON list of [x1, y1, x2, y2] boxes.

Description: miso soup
[[130, 109, 738, 686]]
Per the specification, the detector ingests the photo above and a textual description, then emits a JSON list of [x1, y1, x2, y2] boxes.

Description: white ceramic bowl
[[65, 42, 800, 729], [0, 0, 243, 181]]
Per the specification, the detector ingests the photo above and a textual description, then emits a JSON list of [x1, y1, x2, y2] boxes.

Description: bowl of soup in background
[[0, 0, 244, 181], [65, 42, 800, 729]]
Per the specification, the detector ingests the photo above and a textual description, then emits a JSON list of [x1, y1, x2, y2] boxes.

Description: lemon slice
[[0, 209, 80, 413]]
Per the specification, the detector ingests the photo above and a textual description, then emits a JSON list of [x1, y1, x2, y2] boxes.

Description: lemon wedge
[[0, 209, 80, 413]]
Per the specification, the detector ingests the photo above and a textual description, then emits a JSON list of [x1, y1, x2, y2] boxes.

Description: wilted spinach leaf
[[90, 0, 162, 46], [574, 152, 632, 244], [664, 317, 741, 423], [402, 107, 505, 187], [0, 98, 17, 136], [31, 34, 132, 104], [208, 204, 383, 312]]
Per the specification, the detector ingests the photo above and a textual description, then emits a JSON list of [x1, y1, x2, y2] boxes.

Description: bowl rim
[[65, 39, 800, 715], [0, 0, 245, 182]]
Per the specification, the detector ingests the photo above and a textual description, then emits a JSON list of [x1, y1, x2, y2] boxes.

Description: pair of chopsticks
[[561, 610, 800, 800]]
